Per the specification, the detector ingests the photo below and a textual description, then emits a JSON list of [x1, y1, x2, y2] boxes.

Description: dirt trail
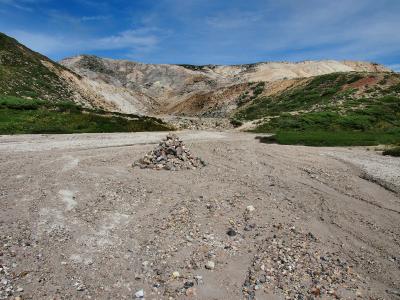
[[0, 131, 399, 299]]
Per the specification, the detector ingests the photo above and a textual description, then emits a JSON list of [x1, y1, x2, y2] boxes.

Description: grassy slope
[[0, 33, 173, 134], [0, 96, 171, 134], [0, 32, 76, 102], [234, 72, 400, 146]]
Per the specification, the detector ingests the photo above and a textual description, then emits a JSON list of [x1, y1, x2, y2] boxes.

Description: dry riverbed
[[0, 131, 399, 299]]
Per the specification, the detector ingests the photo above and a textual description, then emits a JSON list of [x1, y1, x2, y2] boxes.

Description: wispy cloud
[[7, 27, 162, 58], [389, 64, 400, 72], [6, 30, 66, 54], [95, 29, 159, 51], [80, 15, 110, 22], [1, 0, 399, 65], [0, 0, 34, 11], [206, 11, 262, 29]]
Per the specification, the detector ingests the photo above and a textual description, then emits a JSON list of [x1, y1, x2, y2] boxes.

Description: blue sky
[[0, 0, 399, 70]]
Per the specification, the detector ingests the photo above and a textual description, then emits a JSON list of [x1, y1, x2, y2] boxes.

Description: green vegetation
[[237, 82, 265, 107], [77, 55, 115, 76], [233, 72, 400, 147], [382, 147, 400, 157], [0, 96, 172, 134], [0, 32, 76, 102], [230, 118, 243, 127], [251, 82, 265, 97], [254, 95, 400, 132], [235, 73, 370, 120], [258, 131, 400, 147], [178, 64, 208, 71], [252, 95, 400, 146]]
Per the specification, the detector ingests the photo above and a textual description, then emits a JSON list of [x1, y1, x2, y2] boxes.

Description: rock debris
[[133, 133, 206, 171]]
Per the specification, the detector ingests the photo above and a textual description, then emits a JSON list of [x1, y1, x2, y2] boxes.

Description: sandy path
[[0, 131, 399, 299]]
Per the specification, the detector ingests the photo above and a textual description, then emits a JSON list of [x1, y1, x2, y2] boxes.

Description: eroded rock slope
[[61, 55, 391, 116]]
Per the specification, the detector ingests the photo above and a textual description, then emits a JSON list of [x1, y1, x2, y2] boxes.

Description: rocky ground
[[0, 131, 399, 299], [159, 116, 234, 130]]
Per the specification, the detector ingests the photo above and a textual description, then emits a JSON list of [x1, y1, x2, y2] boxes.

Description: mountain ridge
[[0, 32, 395, 119], [60, 54, 392, 116], [60, 53, 389, 70]]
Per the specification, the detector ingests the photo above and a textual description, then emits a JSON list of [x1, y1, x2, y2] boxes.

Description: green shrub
[[0, 97, 172, 134], [230, 119, 243, 127], [257, 131, 400, 147], [382, 147, 400, 157]]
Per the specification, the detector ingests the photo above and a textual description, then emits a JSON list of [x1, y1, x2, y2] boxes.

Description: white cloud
[[0, 0, 42, 11], [95, 29, 159, 50], [6, 27, 161, 57], [7, 30, 67, 54], [206, 11, 262, 29], [388, 64, 400, 72], [2, 0, 399, 65], [80, 15, 110, 22]]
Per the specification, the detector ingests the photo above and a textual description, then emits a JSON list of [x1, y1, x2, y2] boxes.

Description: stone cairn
[[133, 133, 206, 171]]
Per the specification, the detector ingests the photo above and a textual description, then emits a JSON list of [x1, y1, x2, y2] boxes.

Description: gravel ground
[[0, 131, 399, 299]]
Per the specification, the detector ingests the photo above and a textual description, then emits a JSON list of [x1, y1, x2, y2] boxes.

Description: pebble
[[194, 275, 203, 284], [246, 205, 255, 212], [226, 228, 237, 236], [185, 287, 197, 296], [244, 223, 256, 231], [75, 283, 86, 291], [184, 281, 194, 289], [386, 289, 400, 297], [172, 271, 180, 278], [259, 275, 267, 283], [135, 289, 144, 298], [205, 261, 215, 270]]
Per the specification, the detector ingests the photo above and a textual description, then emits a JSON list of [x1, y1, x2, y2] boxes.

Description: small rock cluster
[[133, 133, 206, 171], [242, 226, 365, 299], [162, 116, 233, 130]]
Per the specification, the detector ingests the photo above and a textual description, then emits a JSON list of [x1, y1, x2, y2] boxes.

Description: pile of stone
[[133, 133, 206, 171]]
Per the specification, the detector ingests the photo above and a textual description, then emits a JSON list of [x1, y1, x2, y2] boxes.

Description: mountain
[[235, 71, 400, 146], [0, 32, 122, 112], [0, 33, 170, 134], [0, 32, 395, 121], [60, 55, 391, 116]]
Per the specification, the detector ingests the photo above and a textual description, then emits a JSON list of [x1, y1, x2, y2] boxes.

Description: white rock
[[135, 289, 144, 298], [205, 261, 215, 270], [172, 271, 180, 278], [142, 261, 149, 267], [246, 205, 255, 212]]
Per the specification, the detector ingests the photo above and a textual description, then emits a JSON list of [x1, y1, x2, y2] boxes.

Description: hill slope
[[60, 55, 391, 116], [1, 31, 396, 134], [0, 33, 172, 134], [0, 32, 125, 112], [233, 72, 400, 146]]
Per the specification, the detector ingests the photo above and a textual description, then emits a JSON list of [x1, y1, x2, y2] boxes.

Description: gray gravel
[[0, 131, 399, 299]]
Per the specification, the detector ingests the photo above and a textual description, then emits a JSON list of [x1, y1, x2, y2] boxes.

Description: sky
[[0, 0, 399, 70]]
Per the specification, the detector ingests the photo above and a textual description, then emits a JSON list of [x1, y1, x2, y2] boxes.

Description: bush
[[382, 147, 400, 157], [0, 97, 172, 134], [230, 119, 243, 127], [257, 131, 400, 147]]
